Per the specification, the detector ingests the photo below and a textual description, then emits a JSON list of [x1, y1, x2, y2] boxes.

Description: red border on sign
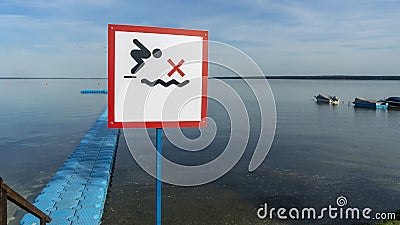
[[108, 24, 208, 128]]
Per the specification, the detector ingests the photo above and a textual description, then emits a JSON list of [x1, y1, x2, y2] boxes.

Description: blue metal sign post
[[156, 128, 162, 225], [108, 24, 208, 225]]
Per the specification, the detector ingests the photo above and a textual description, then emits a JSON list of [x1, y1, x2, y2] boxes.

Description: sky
[[0, 0, 399, 77]]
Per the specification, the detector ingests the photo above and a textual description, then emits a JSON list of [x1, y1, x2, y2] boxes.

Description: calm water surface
[[0, 79, 399, 225], [0, 79, 107, 224], [103, 79, 400, 225]]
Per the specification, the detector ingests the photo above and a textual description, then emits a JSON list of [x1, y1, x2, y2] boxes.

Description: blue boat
[[353, 97, 388, 109]]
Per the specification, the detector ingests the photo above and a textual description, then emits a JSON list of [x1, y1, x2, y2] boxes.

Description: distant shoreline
[[0, 77, 107, 79], [1, 75, 400, 80], [214, 75, 400, 80]]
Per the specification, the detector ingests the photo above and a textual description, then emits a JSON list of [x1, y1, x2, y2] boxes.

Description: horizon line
[[1, 75, 400, 80]]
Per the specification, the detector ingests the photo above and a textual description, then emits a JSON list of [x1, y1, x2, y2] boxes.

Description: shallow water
[[103, 79, 400, 225], [0, 79, 399, 224], [0, 79, 107, 224]]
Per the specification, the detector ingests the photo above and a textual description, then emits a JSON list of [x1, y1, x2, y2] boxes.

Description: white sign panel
[[108, 24, 208, 128]]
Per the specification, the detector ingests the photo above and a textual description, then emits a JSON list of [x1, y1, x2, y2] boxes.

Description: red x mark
[[167, 59, 185, 77]]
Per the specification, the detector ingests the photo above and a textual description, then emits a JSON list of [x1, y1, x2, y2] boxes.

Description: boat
[[384, 97, 400, 108], [353, 97, 388, 109], [314, 94, 340, 105]]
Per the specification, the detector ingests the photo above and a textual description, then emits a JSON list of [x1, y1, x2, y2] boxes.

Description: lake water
[[1, 79, 399, 224], [0, 79, 107, 224]]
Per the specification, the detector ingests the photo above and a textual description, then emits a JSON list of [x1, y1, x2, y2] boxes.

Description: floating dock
[[80, 90, 108, 94], [20, 109, 119, 225]]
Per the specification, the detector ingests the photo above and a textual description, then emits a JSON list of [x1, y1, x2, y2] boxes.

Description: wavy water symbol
[[141, 78, 189, 87]]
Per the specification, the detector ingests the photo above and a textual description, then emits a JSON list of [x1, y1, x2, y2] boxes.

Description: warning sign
[[108, 24, 208, 128]]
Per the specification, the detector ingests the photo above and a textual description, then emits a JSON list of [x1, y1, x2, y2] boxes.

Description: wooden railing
[[0, 177, 51, 225]]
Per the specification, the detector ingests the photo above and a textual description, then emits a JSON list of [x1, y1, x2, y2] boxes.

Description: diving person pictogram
[[130, 39, 162, 75]]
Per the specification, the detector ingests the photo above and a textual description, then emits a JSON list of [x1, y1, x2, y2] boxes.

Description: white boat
[[315, 94, 340, 105], [384, 96, 400, 108]]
